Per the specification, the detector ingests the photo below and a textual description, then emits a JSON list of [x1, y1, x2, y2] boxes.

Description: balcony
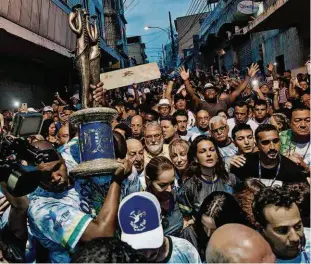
[[242, 0, 310, 34]]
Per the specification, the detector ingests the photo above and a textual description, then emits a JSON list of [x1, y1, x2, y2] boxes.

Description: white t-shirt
[[227, 118, 259, 137]]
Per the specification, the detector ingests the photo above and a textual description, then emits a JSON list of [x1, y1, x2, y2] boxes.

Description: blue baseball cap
[[118, 192, 163, 250]]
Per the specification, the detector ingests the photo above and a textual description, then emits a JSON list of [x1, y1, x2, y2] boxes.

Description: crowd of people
[[0, 61, 310, 263]]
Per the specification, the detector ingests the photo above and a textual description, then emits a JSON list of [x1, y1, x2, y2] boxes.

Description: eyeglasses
[[145, 133, 162, 141], [212, 125, 227, 134], [260, 138, 280, 146]]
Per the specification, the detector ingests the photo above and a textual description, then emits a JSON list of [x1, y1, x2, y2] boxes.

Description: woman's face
[[151, 168, 175, 194], [196, 140, 218, 168], [48, 123, 56, 136], [170, 145, 189, 171], [201, 214, 216, 238]]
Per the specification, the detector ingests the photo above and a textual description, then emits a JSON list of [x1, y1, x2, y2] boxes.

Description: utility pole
[[169, 11, 175, 67], [162, 44, 166, 70]]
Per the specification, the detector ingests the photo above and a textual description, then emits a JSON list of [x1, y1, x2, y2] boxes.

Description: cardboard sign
[[100, 62, 161, 90]]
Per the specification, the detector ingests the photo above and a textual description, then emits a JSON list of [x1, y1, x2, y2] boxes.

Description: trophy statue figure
[[86, 14, 102, 108], [68, 5, 119, 178], [68, 5, 90, 108]]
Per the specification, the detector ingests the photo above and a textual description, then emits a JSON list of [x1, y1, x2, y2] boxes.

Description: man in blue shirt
[[253, 186, 310, 263], [27, 156, 131, 263]]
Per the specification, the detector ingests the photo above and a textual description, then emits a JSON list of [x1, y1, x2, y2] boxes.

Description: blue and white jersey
[[166, 236, 202, 263], [218, 142, 238, 160], [58, 137, 80, 173], [277, 227, 310, 264], [27, 184, 93, 263], [0, 190, 10, 230], [188, 126, 210, 142]]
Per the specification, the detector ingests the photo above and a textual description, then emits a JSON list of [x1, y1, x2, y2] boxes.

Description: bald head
[[131, 115, 143, 138], [197, 110, 210, 131], [206, 224, 275, 263], [126, 139, 144, 173]]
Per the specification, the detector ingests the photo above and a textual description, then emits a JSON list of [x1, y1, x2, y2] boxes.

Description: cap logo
[[130, 210, 146, 232]]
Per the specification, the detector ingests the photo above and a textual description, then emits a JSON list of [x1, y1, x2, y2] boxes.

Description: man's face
[[301, 94, 310, 109], [160, 120, 176, 141], [290, 110, 310, 137], [40, 162, 70, 192], [284, 72, 291, 78], [176, 115, 188, 132], [175, 99, 186, 110], [158, 105, 170, 117], [257, 130, 280, 160], [299, 81, 308, 91], [61, 110, 72, 123], [204, 88, 217, 101], [234, 106, 248, 123], [263, 203, 304, 259], [58, 127, 69, 146], [234, 129, 255, 153], [260, 85, 270, 94], [255, 104, 268, 121], [43, 111, 53, 120], [131, 116, 143, 137], [211, 121, 229, 143], [126, 141, 144, 173], [197, 111, 210, 130], [144, 126, 164, 155]]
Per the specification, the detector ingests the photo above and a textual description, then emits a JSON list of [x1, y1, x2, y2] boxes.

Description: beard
[[147, 141, 164, 155]]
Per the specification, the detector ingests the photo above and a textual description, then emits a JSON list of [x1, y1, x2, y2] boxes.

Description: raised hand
[[178, 66, 190, 81], [230, 155, 246, 168], [267, 63, 274, 72], [247, 63, 260, 78]]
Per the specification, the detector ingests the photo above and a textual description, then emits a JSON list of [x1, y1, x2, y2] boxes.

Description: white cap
[[70, 94, 80, 100], [158, 98, 170, 106], [204, 83, 215, 89], [118, 192, 163, 250], [43, 106, 53, 112], [28, 108, 37, 113]]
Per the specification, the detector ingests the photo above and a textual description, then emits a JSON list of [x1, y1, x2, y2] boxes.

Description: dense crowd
[[0, 61, 310, 263]]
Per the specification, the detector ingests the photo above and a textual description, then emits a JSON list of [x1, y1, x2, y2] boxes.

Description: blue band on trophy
[[79, 122, 115, 161]]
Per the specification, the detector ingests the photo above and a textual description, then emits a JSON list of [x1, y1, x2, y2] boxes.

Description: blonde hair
[[169, 138, 190, 158]]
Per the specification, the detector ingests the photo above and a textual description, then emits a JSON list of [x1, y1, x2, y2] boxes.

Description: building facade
[[127, 36, 147, 65], [199, 0, 309, 75], [0, 0, 128, 109]]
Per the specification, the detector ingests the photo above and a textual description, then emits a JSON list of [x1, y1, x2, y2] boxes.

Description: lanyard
[[258, 156, 281, 187]]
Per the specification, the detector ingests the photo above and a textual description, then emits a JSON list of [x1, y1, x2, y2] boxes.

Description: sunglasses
[[260, 138, 280, 146]]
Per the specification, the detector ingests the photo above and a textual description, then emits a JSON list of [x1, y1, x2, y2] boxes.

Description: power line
[[178, 0, 201, 32], [125, 0, 140, 15], [178, 1, 207, 44]]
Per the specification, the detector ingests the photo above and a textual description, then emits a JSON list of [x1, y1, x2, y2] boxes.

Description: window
[[95, 8, 103, 38]]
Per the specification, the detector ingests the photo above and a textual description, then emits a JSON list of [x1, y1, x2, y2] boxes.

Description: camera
[[0, 113, 58, 196]]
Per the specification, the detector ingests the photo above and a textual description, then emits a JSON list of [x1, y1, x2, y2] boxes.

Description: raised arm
[[132, 83, 140, 106], [164, 80, 174, 104], [267, 63, 277, 80], [81, 159, 132, 241], [178, 66, 200, 108], [229, 63, 260, 103]]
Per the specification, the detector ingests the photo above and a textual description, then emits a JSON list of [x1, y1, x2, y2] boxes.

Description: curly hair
[[234, 179, 266, 227], [189, 135, 229, 188], [252, 186, 296, 228], [71, 237, 146, 263], [284, 183, 310, 227]]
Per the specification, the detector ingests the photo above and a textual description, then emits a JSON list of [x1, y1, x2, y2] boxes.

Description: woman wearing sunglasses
[[145, 156, 183, 237], [231, 124, 308, 187]]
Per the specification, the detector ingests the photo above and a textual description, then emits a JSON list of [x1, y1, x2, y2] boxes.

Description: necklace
[[293, 141, 310, 160], [258, 156, 281, 187]]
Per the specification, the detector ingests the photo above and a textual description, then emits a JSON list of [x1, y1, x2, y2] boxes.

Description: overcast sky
[[124, 0, 190, 62]]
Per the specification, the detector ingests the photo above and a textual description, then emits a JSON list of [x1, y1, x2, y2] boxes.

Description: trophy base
[[70, 158, 120, 178], [70, 107, 117, 124]]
